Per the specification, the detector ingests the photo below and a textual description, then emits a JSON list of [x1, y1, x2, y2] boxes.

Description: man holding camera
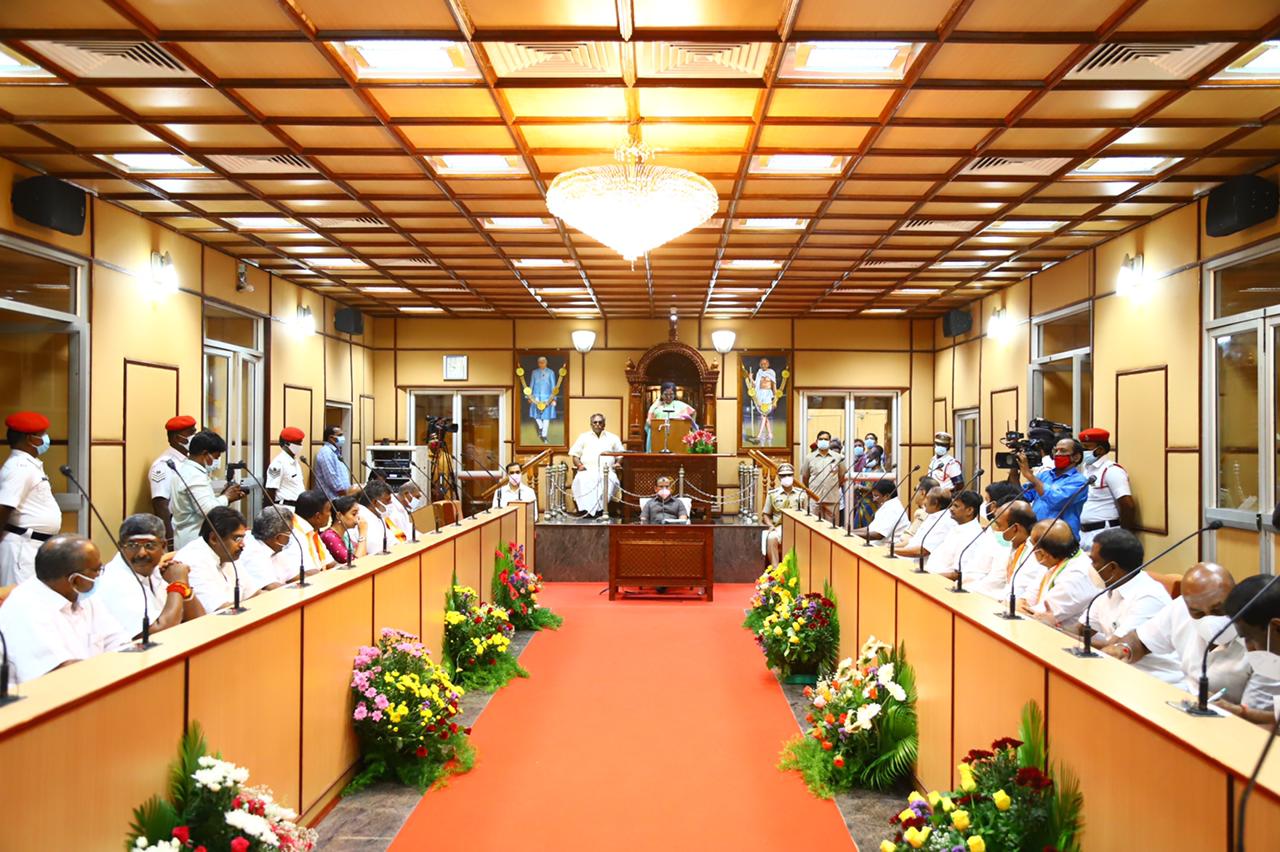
[[1010, 437, 1089, 538], [1077, 427, 1136, 549]]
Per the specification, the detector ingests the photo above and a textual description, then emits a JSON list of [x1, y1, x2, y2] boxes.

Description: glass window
[[1215, 253, 1280, 319], [804, 394, 846, 450], [1214, 328, 1259, 512], [0, 244, 77, 315], [1035, 307, 1090, 358], [955, 410, 979, 484], [205, 304, 258, 349], [854, 394, 895, 470]]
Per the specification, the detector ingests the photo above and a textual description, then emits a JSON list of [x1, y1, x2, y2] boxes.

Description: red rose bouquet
[[492, 541, 563, 631]]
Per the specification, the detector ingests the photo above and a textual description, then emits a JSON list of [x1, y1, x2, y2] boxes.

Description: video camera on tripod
[[994, 417, 1073, 469], [425, 415, 458, 441]]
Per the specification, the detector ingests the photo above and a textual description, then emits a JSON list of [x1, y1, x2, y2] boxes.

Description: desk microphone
[[237, 464, 309, 588], [913, 508, 948, 573], [1189, 572, 1280, 717], [166, 460, 244, 614], [1072, 521, 1222, 658], [408, 459, 447, 534], [61, 464, 156, 649], [808, 461, 841, 529], [877, 464, 921, 552], [353, 459, 392, 556], [0, 627, 21, 705], [997, 475, 1095, 620]]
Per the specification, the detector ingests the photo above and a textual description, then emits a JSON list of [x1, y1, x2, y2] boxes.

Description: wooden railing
[[746, 448, 822, 505], [480, 448, 554, 499]]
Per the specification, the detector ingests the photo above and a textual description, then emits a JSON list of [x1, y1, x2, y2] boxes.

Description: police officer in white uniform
[[0, 411, 62, 587], [149, 414, 197, 546], [928, 430, 964, 493], [265, 426, 307, 507], [1077, 427, 1135, 550]]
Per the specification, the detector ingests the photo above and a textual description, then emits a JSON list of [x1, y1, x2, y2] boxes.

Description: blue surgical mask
[[865, 438, 877, 448], [934, 445, 947, 457], [34, 434, 50, 456], [1083, 449, 1100, 466], [335, 436, 346, 448], [72, 571, 99, 603], [816, 439, 830, 451], [853, 446, 865, 457]]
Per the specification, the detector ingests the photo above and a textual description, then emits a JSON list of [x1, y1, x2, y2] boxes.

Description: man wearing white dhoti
[[569, 413, 625, 518]]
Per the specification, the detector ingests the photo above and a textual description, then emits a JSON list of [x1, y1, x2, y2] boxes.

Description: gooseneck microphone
[[1073, 521, 1223, 658], [61, 465, 156, 649], [997, 474, 1096, 620], [1191, 572, 1280, 717], [408, 459, 447, 535], [237, 464, 309, 588], [807, 458, 841, 529], [0, 628, 21, 705], [355, 459, 392, 555], [166, 460, 244, 614], [951, 483, 1002, 595], [1236, 711, 1280, 851], [878, 464, 921, 554], [913, 508, 948, 573]]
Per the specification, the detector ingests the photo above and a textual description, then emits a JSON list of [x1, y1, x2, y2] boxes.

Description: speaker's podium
[[651, 416, 693, 453], [618, 418, 722, 522]]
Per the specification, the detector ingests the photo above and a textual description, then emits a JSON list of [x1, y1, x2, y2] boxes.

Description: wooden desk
[[608, 523, 714, 601], [783, 510, 1280, 851], [615, 451, 724, 521], [0, 505, 527, 849]]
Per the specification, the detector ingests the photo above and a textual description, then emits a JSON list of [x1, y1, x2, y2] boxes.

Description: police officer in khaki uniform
[[763, 462, 808, 565]]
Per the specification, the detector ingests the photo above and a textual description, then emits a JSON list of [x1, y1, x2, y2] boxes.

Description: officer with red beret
[[266, 426, 307, 506], [150, 414, 198, 546], [0, 411, 62, 585], [1078, 426, 1136, 549]]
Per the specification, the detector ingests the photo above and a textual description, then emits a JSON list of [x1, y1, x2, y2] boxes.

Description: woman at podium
[[645, 381, 699, 451]]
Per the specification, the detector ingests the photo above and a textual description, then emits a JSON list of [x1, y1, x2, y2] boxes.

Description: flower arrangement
[[445, 582, 529, 692], [681, 428, 717, 454], [346, 627, 475, 794], [878, 702, 1082, 852], [128, 723, 317, 852], [492, 541, 563, 631], [743, 548, 800, 632], [779, 637, 918, 796], [754, 585, 839, 680]]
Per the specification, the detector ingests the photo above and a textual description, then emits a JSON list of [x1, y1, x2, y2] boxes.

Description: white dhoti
[[571, 466, 618, 516], [0, 533, 41, 586]]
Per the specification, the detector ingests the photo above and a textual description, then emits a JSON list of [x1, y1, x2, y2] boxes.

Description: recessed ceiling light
[[782, 41, 921, 80], [0, 45, 53, 78], [427, 154, 524, 175], [750, 154, 846, 175], [736, 218, 809, 230], [1213, 41, 1280, 80], [1070, 156, 1179, 176], [934, 260, 988, 269], [483, 217, 553, 229], [986, 220, 1064, 232], [101, 153, 207, 173], [399, 306, 445, 313], [336, 40, 479, 80], [864, 308, 906, 314], [900, 288, 943, 295], [535, 287, 588, 296], [721, 259, 782, 270], [227, 216, 298, 230], [309, 257, 367, 269], [515, 258, 572, 268], [360, 286, 412, 294]]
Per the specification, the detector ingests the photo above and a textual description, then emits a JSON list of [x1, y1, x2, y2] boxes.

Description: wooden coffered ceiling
[[1, 0, 1279, 320]]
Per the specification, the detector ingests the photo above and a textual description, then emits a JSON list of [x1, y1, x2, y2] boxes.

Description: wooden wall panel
[[831, 544, 859, 661], [858, 559, 896, 645], [897, 585, 954, 793], [373, 554, 422, 638], [422, 539, 456, 658], [454, 526, 482, 591], [794, 521, 812, 592], [1115, 367, 1168, 535], [123, 361, 179, 517], [480, 517, 500, 597], [810, 533, 832, 591]]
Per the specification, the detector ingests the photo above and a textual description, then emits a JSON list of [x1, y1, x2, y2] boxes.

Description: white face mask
[[934, 445, 947, 457], [407, 496, 426, 512], [1194, 614, 1235, 644], [1246, 626, 1280, 679], [508, 473, 521, 486], [657, 488, 671, 499], [71, 571, 98, 603], [816, 439, 830, 451], [288, 442, 304, 456], [208, 456, 222, 473], [779, 476, 794, 488]]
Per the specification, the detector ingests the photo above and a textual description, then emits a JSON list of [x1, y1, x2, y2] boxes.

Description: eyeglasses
[[122, 539, 164, 554], [591, 420, 604, 425]]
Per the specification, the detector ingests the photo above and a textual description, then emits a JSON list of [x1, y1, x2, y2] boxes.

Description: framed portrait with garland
[[738, 351, 791, 451], [515, 349, 570, 451]]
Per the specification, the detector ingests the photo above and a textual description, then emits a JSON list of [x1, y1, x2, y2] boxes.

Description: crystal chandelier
[[546, 136, 719, 262]]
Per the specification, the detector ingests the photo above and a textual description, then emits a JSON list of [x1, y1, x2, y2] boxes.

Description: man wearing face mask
[[0, 533, 131, 684], [238, 508, 299, 591], [0, 411, 62, 587], [387, 482, 427, 541], [1019, 519, 1100, 626], [149, 415, 197, 546], [1103, 563, 1267, 700], [313, 425, 358, 501], [97, 513, 205, 636], [763, 463, 807, 564], [972, 501, 1038, 601], [265, 426, 307, 507], [358, 479, 408, 554], [173, 506, 250, 612], [850, 479, 906, 544], [1216, 575, 1280, 726], [800, 431, 845, 524], [928, 431, 964, 493], [493, 461, 537, 515], [170, 430, 245, 550], [1016, 437, 1089, 538], [1068, 529, 1170, 646], [640, 475, 688, 524], [1077, 427, 1136, 549]]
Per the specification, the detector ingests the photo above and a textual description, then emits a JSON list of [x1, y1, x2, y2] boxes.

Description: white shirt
[[96, 553, 168, 638], [926, 518, 982, 576], [493, 482, 537, 515], [265, 450, 306, 503], [169, 458, 230, 549], [1078, 570, 1170, 644], [928, 453, 963, 488], [237, 535, 284, 595], [0, 451, 62, 534], [148, 447, 187, 502], [289, 514, 330, 576], [906, 509, 956, 555], [385, 497, 421, 543], [1136, 598, 1256, 699], [0, 576, 130, 684], [1081, 456, 1131, 524], [173, 537, 237, 612], [569, 429, 625, 469], [868, 498, 908, 541], [972, 539, 1044, 602], [1025, 551, 1099, 624]]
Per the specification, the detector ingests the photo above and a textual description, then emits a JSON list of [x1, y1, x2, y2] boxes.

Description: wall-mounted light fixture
[[710, 329, 737, 354], [988, 307, 1012, 339], [1117, 252, 1149, 299], [236, 261, 255, 293], [150, 250, 178, 293], [288, 305, 316, 338], [571, 329, 597, 353]]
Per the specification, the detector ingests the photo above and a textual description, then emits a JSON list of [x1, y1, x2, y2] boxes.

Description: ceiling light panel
[[780, 42, 923, 80], [1212, 41, 1280, 81], [1070, 156, 1181, 176], [750, 154, 848, 175], [100, 153, 208, 173], [333, 40, 480, 81], [427, 154, 525, 176]]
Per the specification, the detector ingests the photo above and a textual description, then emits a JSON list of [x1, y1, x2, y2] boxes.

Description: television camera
[[994, 417, 1072, 470]]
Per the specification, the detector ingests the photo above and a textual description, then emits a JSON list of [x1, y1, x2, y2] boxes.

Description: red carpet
[[389, 583, 855, 851]]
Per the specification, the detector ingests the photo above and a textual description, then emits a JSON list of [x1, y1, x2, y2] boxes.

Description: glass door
[[409, 390, 508, 516], [800, 391, 898, 470], [204, 345, 262, 517], [955, 409, 979, 485]]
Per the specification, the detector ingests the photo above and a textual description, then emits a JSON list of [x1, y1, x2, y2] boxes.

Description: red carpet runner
[[389, 583, 856, 851]]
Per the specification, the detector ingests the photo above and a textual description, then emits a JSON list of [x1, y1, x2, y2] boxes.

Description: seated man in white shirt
[[1067, 528, 1170, 646], [1020, 520, 1100, 627], [98, 513, 205, 638], [972, 501, 1041, 602], [0, 533, 131, 684], [238, 507, 300, 592], [172, 506, 249, 613], [895, 487, 956, 560], [386, 482, 426, 542], [493, 462, 538, 515], [925, 490, 984, 580], [357, 480, 409, 555], [1103, 562, 1267, 700], [1218, 575, 1280, 727], [850, 479, 908, 543], [289, 489, 334, 576]]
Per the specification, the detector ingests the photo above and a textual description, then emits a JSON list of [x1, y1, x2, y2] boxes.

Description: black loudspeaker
[[942, 308, 973, 338], [1205, 174, 1278, 238], [334, 306, 364, 335], [11, 175, 86, 236]]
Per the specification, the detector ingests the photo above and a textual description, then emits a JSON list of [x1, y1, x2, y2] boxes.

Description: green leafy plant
[[743, 549, 800, 632], [491, 541, 563, 631], [445, 583, 529, 692]]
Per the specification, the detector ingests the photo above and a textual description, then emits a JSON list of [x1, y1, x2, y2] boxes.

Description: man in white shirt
[[386, 482, 426, 542], [172, 506, 249, 612], [1217, 576, 1280, 726], [493, 461, 538, 515], [896, 488, 957, 560], [972, 501, 1041, 602], [851, 479, 908, 543], [1069, 529, 1170, 647], [238, 508, 299, 592], [1020, 520, 1101, 626], [98, 513, 205, 638], [569, 414, 625, 518], [170, 431, 244, 549], [0, 533, 131, 684], [149, 414, 197, 545], [926, 490, 986, 583], [357, 480, 408, 555], [0, 411, 63, 587], [1077, 427, 1136, 550], [288, 489, 333, 576], [928, 431, 964, 493], [265, 426, 307, 507]]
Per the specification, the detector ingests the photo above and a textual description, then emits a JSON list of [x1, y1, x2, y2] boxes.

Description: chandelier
[[546, 137, 719, 262]]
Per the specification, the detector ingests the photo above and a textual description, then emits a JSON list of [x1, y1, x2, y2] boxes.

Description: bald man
[[1104, 563, 1279, 704], [1018, 519, 1100, 626]]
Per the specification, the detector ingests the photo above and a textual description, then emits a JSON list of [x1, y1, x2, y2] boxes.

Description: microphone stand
[[1236, 712, 1280, 851], [807, 459, 840, 529], [0, 628, 22, 705], [239, 465, 310, 588], [951, 487, 1003, 595], [166, 460, 245, 615], [996, 474, 1095, 620], [409, 459, 447, 535], [351, 459, 391, 556], [1187, 572, 1280, 717], [61, 465, 156, 649], [1071, 521, 1222, 658], [874, 464, 921, 550], [913, 507, 949, 572], [467, 448, 505, 517]]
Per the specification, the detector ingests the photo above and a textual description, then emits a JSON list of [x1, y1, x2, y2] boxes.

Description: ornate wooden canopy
[[623, 326, 719, 451]]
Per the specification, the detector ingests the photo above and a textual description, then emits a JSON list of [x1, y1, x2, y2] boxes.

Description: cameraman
[[1009, 437, 1088, 538]]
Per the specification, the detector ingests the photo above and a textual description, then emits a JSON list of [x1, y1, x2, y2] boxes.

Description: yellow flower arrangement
[[950, 809, 970, 831], [992, 789, 1011, 811], [967, 836, 985, 852]]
